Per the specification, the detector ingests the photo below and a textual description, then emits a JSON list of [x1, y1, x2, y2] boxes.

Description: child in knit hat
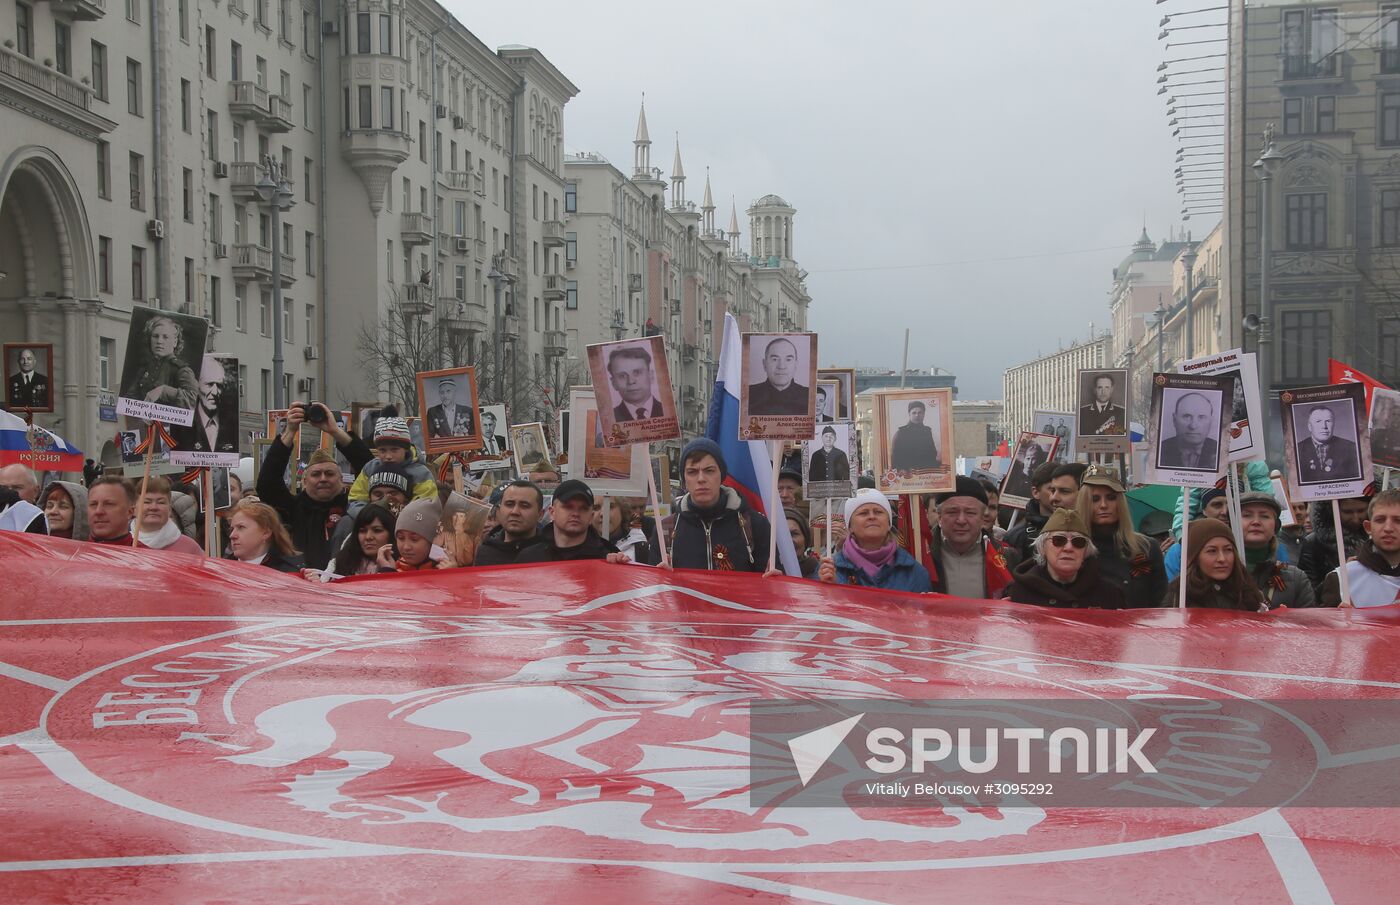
[[346, 407, 437, 515], [376, 497, 444, 572]]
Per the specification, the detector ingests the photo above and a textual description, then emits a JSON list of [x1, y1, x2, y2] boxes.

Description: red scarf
[[897, 498, 1011, 598], [90, 533, 145, 548]]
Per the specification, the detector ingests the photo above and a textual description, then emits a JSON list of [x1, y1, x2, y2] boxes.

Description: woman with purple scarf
[[818, 489, 932, 592]]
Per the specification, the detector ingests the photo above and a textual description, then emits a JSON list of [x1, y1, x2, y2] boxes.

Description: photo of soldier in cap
[[3, 343, 52, 412], [415, 366, 482, 454], [874, 387, 954, 495]]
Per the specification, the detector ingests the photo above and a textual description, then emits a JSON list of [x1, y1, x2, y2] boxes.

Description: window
[[1280, 310, 1331, 381], [96, 141, 110, 199], [99, 338, 114, 390], [1283, 97, 1302, 135], [1285, 193, 1326, 249], [1383, 93, 1400, 146], [1381, 319, 1400, 383], [454, 265, 466, 299], [126, 59, 142, 116], [209, 276, 221, 328], [305, 230, 314, 275], [209, 194, 221, 243], [256, 0, 268, 28], [255, 56, 266, 89], [454, 200, 466, 235], [91, 42, 107, 101], [15, 2, 31, 58], [183, 258, 194, 309], [205, 27, 216, 78], [230, 41, 241, 81], [1384, 191, 1400, 247], [261, 370, 270, 410], [565, 182, 577, 213], [358, 85, 372, 129], [180, 80, 191, 132], [181, 168, 193, 221], [98, 237, 111, 293], [233, 204, 245, 244], [357, 13, 370, 54], [419, 120, 426, 162], [238, 365, 247, 403], [130, 246, 145, 300], [566, 281, 578, 310], [565, 232, 577, 264], [235, 287, 246, 332], [283, 297, 293, 342], [128, 152, 144, 210], [279, 0, 290, 41], [1282, 7, 1339, 78], [207, 111, 219, 160], [379, 14, 392, 54], [532, 185, 539, 219], [305, 303, 315, 345], [124, 0, 138, 23], [303, 11, 315, 57], [381, 86, 393, 130], [177, 0, 188, 41], [259, 291, 271, 336], [1316, 96, 1335, 133], [304, 156, 313, 202], [303, 84, 311, 128], [232, 123, 243, 162], [55, 23, 70, 75], [1384, 6, 1400, 73]]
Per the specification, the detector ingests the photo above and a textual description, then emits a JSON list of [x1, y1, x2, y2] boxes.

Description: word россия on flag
[[0, 409, 83, 472], [704, 312, 801, 576]]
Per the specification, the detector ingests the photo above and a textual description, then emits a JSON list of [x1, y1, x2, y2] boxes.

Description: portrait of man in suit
[[807, 425, 850, 484], [1294, 403, 1361, 483], [747, 336, 811, 416], [173, 355, 239, 455], [426, 374, 476, 440], [608, 345, 664, 422], [6, 346, 50, 410], [479, 408, 509, 455], [815, 384, 835, 423], [1158, 390, 1221, 471], [1079, 372, 1127, 436]]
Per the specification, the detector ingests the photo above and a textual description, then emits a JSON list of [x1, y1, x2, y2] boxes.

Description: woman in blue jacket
[[818, 489, 932, 592]]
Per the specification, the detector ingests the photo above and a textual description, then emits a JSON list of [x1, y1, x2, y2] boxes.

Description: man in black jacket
[[475, 480, 547, 565], [1003, 463, 1083, 567], [515, 480, 618, 562], [255, 401, 372, 570], [1299, 496, 1369, 594], [669, 438, 771, 572]]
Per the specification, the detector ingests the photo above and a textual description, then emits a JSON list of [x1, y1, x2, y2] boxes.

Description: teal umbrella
[[1127, 484, 1185, 531]]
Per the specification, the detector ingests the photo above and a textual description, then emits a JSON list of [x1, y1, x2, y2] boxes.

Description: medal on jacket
[[713, 543, 734, 571]]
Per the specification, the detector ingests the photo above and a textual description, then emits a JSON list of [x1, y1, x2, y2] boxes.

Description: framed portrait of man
[[350, 402, 384, 443], [476, 404, 510, 458], [115, 305, 209, 426], [3, 342, 54, 413], [170, 354, 241, 467], [118, 429, 142, 464], [567, 387, 647, 495], [817, 368, 855, 421], [814, 379, 840, 424], [1145, 372, 1233, 488], [509, 422, 554, 477], [415, 366, 483, 454], [1178, 348, 1263, 462], [1281, 382, 1372, 502], [873, 387, 954, 495], [1000, 432, 1060, 510], [1075, 368, 1130, 454], [586, 335, 679, 447], [1031, 409, 1075, 463], [802, 421, 856, 501], [739, 332, 818, 440], [1370, 387, 1400, 471], [210, 466, 233, 513]]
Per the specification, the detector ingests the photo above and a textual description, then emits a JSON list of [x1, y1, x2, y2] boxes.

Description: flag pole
[[644, 445, 670, 569], [202, 468, 216, 557], [767, 439, 781, 571], [1225, 464, 1245, 557], [134, 421, 159, 548], [1178, 486, 1190, 609], [1332, 498, 1353, 607], [824, 497, 833, 559]]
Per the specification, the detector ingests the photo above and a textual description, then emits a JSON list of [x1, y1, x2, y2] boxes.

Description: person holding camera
[[256, 401, 373, 570]]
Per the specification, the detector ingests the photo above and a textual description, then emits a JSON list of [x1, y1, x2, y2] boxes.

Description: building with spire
[[561, 98, 814, 454]]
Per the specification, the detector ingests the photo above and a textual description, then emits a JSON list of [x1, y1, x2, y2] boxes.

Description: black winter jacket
[[255, 432, 373, 570], [670, 487, 771, 572], [1090, 527, 1167, 609], [513, 526, 617, 563], [1002, 500, 1048, 568], [474, 524, 547, 565], [1004, 558, 1126, 609], [1298, 501, 1368, 595]]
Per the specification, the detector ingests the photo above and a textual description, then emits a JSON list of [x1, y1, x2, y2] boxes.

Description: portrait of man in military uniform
[[745, 335, 813, 417], [1077, 371, 1128, 437], [4, 344, 52, 412], [1293, 403, 1361, 484]]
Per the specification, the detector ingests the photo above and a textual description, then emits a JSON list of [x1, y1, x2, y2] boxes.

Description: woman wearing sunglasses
[[1003, 508, 1125, 608], [1163, 519, 1268, 611], [1074, 465, 1167, 608]]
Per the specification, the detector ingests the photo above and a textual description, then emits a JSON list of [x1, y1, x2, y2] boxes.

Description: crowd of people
[[2, 400, 1398, 611]]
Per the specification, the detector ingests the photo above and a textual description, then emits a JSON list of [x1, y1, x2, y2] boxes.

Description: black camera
[[306, 402, 329, 424]]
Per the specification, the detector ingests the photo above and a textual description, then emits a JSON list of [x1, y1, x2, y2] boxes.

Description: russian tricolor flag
[[704, 313, 802, 576], [1, 409, 84, 473]]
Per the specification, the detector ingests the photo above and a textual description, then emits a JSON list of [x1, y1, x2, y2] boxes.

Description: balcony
[[41, 0, 106, 21], [231, 244, 295, 285], [397, 282, 433, 316], [400, 212, 433, 247], [543, 273, 567, 301], [0, 44, 113, 141], [442, 170, 473, 192], [442, 298, 488, 334], [1280, 53, 1341, 82], [628, 273, 642, 293], [228, 81, 270, 122], [437, 232, 452, 256], [265, 94, 294, 132], [543, 329, 568, 357], [542, 220, 566, 247]]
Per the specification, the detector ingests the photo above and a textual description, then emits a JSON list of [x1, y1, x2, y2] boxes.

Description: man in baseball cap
[[516, 479, 619, 562]]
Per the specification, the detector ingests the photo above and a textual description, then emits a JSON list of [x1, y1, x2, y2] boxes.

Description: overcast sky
[[449, 0, 1200, 399]]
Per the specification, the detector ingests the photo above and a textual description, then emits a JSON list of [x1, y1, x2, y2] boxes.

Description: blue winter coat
[[832, 546, 933, 593]]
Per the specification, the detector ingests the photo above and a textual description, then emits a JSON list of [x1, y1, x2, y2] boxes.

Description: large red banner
[[3, 533, 1400, 903]]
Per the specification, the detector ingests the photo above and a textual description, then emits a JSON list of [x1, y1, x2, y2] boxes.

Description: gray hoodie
[[40, 480, 89, 541]]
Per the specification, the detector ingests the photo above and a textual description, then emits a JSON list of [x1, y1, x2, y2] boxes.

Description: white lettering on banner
[[862, 726, 1157, 775], [114, 397, 195, 426], [168, 451, 240, 467]]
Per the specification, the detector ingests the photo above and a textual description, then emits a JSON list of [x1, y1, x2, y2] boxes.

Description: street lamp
[[255, 156, 295, 409], [487, 252, 517, 405], [1253, 125, 1285, 462]]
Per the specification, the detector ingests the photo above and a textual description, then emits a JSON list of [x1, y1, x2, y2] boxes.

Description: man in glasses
[[1003, 508, 1126, 608], [922, 476, 1012, 599]]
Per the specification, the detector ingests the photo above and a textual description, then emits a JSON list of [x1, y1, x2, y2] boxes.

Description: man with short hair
[[1321, 490, 1400, 606], [1296, 404, 1360, 482], [475, 480, 546, 565], [366, 468, 411, 514], [815, 384, 834, 423], [778, 468, 803, 510], [1004, 463, 1080, 566], [87, 477, 140, 546], [172, 357, 238, 453], [1079, 373, 1126, 436], [1159, 392, 1219, 469], [0, 464, 45, 534], [7, 347, 48, 408], [608, 346, 664, 421], [479, 409, 508, 455], [1300, 496, 1370, 594], [923, 476, 1012, 598], [670, 438, 771, 572], [515, 479, 618, 562], [1237, 492, 1314, 608], [890, 401, 940, 471], [256, 401, 373, 570], [747, 337, 809, 415], [426, 375, 475, 439], [0, 464, 39, 503], [807, 426, 850, 483]]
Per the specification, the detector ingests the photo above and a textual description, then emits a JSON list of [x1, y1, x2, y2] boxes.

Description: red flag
[[994, 437, 1010, 456], [1329, 358, 1390, 413]]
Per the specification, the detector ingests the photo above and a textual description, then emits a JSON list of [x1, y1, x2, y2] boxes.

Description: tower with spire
[[633, 96, 651, 177], [702, 169, 715, 235], [729, 199, 742, 256], [670, 134, 686, 208]]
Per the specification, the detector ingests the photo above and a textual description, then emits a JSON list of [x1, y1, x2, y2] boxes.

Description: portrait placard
[[118, 429, 142, 465], [1368, 387, 1400, 471], [1031, 409, 1076, 463], [509, 422, 554, 477], [815, 380, 840, 425], [210, 466, 233, 513], [1280, 383, 1373, 502], [350, 402, 384, 442], [3, 342, 54, 412], [873, 387, 954, 495], [739, 332, 818, 441], [264, 410, 301, 456], [586, 335, 679, 447], [1075, 368, 1131, 454], [802, 421, 856, 501], [115, 305, 208, 425], [415, 366, 482, 454], [1145, 372, 1233, 488], [817, 368, 855, 421], [1000, 432, 1060, 510], [567, 387, 647, 495], [170, 354, 240, 467], [1177, 348, 1263, 463], [476, 404, 510, 458]]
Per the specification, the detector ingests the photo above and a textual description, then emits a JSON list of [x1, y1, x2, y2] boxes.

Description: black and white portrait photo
[[874, 387, 954, 494], [802, 422, 855, 501], [742, 333, 816, 418], [1177, 348, 1264, 462], [1076, 369, 1129, 440], [585, 335, 679, 446], [3, 343, 53, 412], [817, 368, 855, 421], [1370, 388, 1400, 470], [1293, 402, 1361, 484], [415, 366, 481, 454], [119, 429, 141, 464], [351, 402, 384, 443], [815, 380, 839, 423], [210, 466, 232, 512], [510, 422, 553, 476], [116, 306, 209, 425], [170, 354, 240, 466], [1146, 373, 1232, 488], [1000, 432, 1058, 509], [1032, 409, 1075, 463], [478, 404, 510, 457]]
